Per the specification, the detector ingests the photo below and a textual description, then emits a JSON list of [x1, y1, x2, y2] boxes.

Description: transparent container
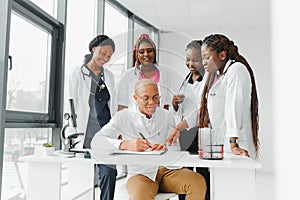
[[198, 127, 224, 160]]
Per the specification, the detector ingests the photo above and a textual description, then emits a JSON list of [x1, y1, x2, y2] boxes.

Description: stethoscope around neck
[[178, 73, 192, 93], [80, 64, 106, 92]]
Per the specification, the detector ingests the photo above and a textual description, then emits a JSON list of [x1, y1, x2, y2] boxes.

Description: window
[[1, 128, 52, 200], [7, 12, 51, 113], [64, 0, 96, 77], [104, 2, 128, 83], [29, 0, 58, 18], [64, 0, 97, 113], [134, 21, 152, 42], [1, 0, 65, 198], [5, 0, 64, 125]]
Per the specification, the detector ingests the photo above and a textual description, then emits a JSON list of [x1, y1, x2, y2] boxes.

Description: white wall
[[272, 0, 300, 199], [159, 27, 273, 173]]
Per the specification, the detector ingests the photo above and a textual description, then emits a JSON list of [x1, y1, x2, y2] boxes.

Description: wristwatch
[[229, 139, 238, 144]]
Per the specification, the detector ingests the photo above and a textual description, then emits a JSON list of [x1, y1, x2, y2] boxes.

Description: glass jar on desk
[[198, 127, 224, 160]]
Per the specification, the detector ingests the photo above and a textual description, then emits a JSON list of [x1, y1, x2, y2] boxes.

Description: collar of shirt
[[133, 105, 157, 121], [222, 59, 233, 75], [128, 105, 163, 137]]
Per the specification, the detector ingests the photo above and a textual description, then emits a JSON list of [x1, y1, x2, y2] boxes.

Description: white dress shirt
[[185, 60, 255, 158], [91, 105, 181, 181]]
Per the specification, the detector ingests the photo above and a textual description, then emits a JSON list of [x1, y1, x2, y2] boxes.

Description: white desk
[[20, 153, 95, 200], [20, 151, 261, 200]]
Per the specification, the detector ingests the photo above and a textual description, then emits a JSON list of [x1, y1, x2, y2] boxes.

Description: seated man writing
[[91, 79, 206, 200]]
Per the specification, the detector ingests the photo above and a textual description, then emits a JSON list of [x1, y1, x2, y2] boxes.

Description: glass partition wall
[[0, 0, 158, 199], [1, 0, 65, 199]]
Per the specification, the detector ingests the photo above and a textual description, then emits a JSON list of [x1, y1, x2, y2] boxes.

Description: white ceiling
[[117, 0, 270, 33]]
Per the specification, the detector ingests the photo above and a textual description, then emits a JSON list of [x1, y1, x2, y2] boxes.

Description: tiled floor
[[95, 170, 275, 200]]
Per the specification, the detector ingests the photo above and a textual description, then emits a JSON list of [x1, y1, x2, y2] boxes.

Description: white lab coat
[[112, 65, 182, 113], [185, 60, 255, 158], [67, 65, 115, 148], [170, 76, 198, 124], [91, 106, 180, 181]]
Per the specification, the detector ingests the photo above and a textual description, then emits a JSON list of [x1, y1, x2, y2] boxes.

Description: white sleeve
[[106, 70, 117, 115], [166, 112, 180, 151], [91, 112, 123, 151], [116, 72, 130, 107], [180, 84, 198, 117], [65, 67, 80, 120], [184, 108, 199, 129], [224, 63, 251, 137], [67, 68, 79, 100]]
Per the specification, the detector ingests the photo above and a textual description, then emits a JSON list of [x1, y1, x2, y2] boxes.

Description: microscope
[[61, 99, 86, 153]]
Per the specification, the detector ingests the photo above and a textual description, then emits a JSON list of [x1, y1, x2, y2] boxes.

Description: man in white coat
[[91, 79, 206, 200]]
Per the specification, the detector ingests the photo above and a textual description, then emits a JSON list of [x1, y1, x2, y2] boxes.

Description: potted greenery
[[42, 143, 55, 156]]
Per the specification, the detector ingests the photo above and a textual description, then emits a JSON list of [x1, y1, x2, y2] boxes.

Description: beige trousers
[[126, 166, 206, 200]]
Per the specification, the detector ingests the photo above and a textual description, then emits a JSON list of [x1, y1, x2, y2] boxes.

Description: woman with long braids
[[164, 33, 259, 159]]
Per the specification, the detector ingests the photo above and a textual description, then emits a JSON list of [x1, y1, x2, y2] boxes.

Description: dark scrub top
[[84, 67, 111, 148]]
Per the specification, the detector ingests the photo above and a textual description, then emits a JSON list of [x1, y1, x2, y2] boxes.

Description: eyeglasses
[[138, 48, 154, 55], [138, 95, 160, 103]]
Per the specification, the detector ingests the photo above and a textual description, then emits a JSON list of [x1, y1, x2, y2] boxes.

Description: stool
[[155, 192, 177, 200]]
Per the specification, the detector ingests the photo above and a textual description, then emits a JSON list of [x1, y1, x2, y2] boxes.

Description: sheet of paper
[[110, 149, 166, 155]]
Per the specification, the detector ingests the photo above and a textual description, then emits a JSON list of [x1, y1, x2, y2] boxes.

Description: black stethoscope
[[178, 73, 192, 93], [80, 65, 106, 94]]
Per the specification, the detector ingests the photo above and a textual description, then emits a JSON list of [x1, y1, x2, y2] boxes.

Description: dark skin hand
[[172, 94, 185, 112], [231, 146, 249, 157], [119, 138, 167, 152], [230, 137, 250, 157]]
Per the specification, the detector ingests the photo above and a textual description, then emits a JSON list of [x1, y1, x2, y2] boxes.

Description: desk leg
[[26, 162, 61, 200], [64, 162, 94, 200], [211, 168, 256, 200]]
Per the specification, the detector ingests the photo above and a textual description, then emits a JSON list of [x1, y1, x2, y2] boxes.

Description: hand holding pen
[[139, 132, 152, 148], [119, 137, 151, 152], [138, 132, 167, 151]]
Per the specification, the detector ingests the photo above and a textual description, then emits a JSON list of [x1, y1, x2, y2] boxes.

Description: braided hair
[[83, 35, 115, 64], [132, 34, 157, 67], [199, 34, 259, 157]]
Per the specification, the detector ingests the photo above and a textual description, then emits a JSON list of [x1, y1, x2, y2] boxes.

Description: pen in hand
[[138, 132, 152, 148]]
